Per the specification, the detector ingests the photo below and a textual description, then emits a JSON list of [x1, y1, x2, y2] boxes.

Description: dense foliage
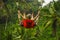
[[0, 0, 60, 40]]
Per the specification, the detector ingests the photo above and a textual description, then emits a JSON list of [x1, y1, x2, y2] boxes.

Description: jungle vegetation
[[0, 0, 60, 40]]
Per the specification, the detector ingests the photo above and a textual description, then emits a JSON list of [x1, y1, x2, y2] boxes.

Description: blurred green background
[[0, 0, 60, 40]]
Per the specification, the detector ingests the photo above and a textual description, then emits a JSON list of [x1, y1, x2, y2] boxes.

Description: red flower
[[22, 19, 35, 28]]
